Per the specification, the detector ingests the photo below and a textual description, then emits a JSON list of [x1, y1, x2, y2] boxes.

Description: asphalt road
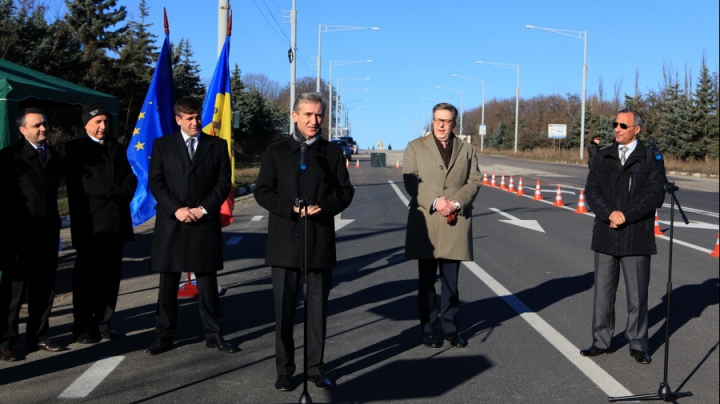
[[1, 150, 718, 404]]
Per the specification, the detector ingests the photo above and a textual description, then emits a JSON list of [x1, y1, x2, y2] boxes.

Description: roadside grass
[[479, 147, 719, 177]]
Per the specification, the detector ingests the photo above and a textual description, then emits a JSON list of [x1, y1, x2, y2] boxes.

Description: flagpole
[[218, 0, 229, 57]]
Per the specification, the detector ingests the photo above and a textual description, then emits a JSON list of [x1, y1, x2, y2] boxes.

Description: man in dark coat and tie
[[63, 103, 137, 344], [145, 96, 237, 356], [255, 92, 354, 391], [0, 108, 65, 361], [581, 109, 665, 365]]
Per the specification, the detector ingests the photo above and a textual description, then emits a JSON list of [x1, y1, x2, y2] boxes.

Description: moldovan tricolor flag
[[202, 33, 234, 227]]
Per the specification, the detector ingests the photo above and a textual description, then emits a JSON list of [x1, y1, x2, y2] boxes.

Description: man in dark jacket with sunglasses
[[581, 109, 665, 365]]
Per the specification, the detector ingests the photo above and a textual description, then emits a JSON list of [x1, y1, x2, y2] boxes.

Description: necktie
[[620, 146, 629, 166], [38, 147, 46, 161], [187, 138, 196, 160]]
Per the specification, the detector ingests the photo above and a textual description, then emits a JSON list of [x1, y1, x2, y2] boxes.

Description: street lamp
[[329, 60, 372, 138], [316, 25, 379, 92], [476, 60, 520, 153], [338, 88, 369, 138], [335, 78, 370, 137], [452, 74, 486, 151], [436, 85, 464, 140], [526, 25, 588, 159]]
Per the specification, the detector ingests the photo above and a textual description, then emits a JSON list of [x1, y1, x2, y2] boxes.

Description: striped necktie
[[620, 146, 629, 166]]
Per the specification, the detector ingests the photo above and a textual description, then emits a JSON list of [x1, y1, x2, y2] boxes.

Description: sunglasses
[[612, 122, 635, 130]]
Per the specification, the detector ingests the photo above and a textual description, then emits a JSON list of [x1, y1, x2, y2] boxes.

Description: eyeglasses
[[432, 118, 455, 125], [612, 122, 636, 130]]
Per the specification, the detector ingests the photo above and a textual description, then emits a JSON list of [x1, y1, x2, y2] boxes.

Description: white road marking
[[659, 220, 718, 230], [59, 356, 124, 398], [490, 208, 545, 232], [226, 236, 243, 245], [662, 203, 719, 218], [251, 215, 263, 221], [335, 213, 354, 231], [389, 181, 633, 398], [388, 180, 409, 206], [463, 262, 633, 398]]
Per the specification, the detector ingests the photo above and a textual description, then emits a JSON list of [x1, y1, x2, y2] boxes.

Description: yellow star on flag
[[138, 112, 146, 120], [134, 141, 145, 151], [133, 127, 140, 136]]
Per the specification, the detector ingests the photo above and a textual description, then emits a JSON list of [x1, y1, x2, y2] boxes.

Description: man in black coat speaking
[[255, 92, 354, 391], [145, 96, 237, 356]]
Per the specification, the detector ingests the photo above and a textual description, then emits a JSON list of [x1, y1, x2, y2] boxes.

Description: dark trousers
[[71, 233, 123, 336], [272, 266, 332, 377], [418, 259, 460, 334], [154, 271, 222, 341], [592, 252, 651, 351], [0, 263, 55, 348]]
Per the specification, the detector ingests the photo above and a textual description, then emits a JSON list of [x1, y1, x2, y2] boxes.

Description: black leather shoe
[[33, 339, 66, 353], [422, 332, 442, 348], [630, 349, 652, 364], [76, 333, 101, 344], [580, 345, 612, 357], [274, 375, 293, 391], [100, 329, 124, 340], [145, 339, 173, 356], [0, 347, 18, 362], [445, 333, 467, 348], [205, 335, 239, 353], [307, 374, 333, 390]]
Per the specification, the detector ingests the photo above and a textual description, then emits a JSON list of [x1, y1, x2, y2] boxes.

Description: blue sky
[[97, 1, 719, 150]]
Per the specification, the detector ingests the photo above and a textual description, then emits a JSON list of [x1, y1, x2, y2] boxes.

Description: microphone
[[299, 142, 308, 170], [648, 136, 663, 161]]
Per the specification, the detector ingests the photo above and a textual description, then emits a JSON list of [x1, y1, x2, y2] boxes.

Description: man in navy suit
[[0, 108, 65, 361], [145, 96, 237, 356]]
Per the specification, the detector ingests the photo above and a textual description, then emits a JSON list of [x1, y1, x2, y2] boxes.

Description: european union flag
[[127, 34, 176, 227], [202, 34, 235, 227]]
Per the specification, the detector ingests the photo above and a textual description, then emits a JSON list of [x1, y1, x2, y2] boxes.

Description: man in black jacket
[[0, 108, 65, 361], [581, 109, 665, 365], [63, 103, 137, 344], [255, 92, 354, 391]]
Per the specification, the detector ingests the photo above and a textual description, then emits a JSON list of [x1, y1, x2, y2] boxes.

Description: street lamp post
[[435, 85, 464, 140], [476, 61, 520, 153], [316, 25, 379, 93], [335, 78, 370, 137], [329, 60, 372, 138], [526, 25, 588, 159], [452, 74, 486, 151]]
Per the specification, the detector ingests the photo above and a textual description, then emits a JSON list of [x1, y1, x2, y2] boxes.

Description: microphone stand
[[609, 147, 692, 402], [295, 150, 312, 404]]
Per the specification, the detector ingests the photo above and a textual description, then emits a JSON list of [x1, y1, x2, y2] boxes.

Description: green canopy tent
[[0, 58, 119, 149]]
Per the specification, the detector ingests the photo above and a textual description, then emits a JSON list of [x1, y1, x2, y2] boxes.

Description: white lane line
[[251, 215, 263, 221], [388, 180, 409, 206], [463, 262, 632, 398], [662, 203, 719, 218], [226, 236, 243, 245], [59, 356, 124, 398], [388, 181, 633, 398]]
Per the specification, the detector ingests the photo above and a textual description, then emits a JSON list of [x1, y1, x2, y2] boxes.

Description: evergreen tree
[[114, 0, 158, 140], [656, 81, 697, 160], [692, 58, 719, 158], [488, 121, 509, 149], [172, 38, 205, 99], [62, 0, 128, 91]]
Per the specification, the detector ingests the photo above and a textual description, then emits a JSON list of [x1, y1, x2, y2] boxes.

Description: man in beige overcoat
[[403, 102, 482, 349]]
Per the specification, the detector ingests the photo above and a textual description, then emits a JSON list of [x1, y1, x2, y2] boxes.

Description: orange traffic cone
[[710, 233, 719, 257], [499, 174, 507, 190], [574, 190, 589, 213], [482, 171, 489, 186], [396, 160, 401, 169], [355, 158, 360, 168], [346, 159, 350, 168], [552, 185, 565, 207], [653, 209, 663, 236], [532, 180, 543, 200], [507, 176, 516, 192], [516, 177, 526, 196], [490, 173, 497, 188]]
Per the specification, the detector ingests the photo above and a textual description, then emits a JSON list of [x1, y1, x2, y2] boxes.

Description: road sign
[[548, 124, 567, 139]]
